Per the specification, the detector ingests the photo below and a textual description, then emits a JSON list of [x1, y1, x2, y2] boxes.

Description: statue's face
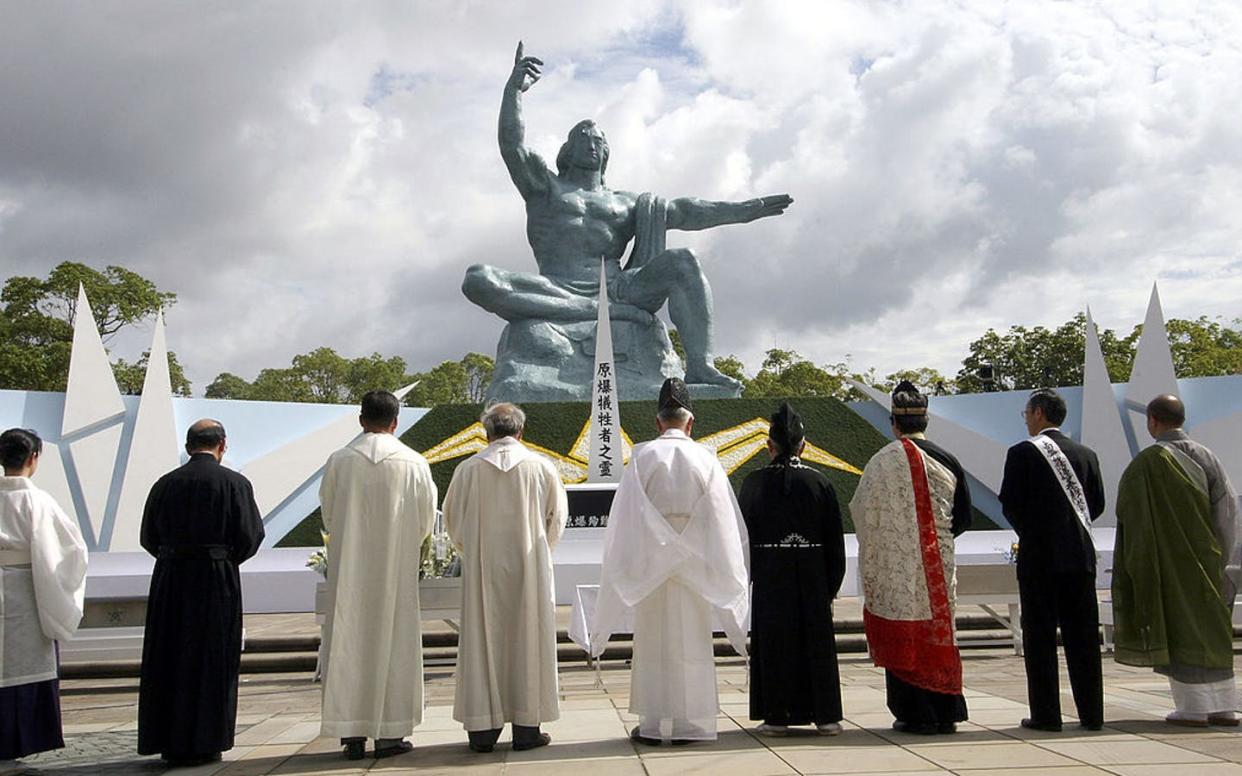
[[569, 124, 608, 171]]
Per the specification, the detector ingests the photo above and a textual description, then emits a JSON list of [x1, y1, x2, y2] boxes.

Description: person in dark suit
[[137, 420, 265, 766], [999, 388, 1106, 732]]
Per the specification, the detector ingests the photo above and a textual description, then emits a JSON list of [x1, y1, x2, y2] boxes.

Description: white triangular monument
[[62, 283, 125, 436], [1079, 307, 1131, 527], [587, 258, 621, 483], [1124, 283, 1179, 450], [110, 310, 182, 551], [62, 284, 127, 544]]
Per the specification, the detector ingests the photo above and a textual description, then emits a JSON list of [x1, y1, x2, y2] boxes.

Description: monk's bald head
[[1146, 395, 1185, 428], [186, 419, 227, 454]]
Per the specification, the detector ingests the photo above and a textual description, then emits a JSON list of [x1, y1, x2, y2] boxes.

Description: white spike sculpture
[[62, 284, 127, 544], [110, 311, 182, 551], [1078, 307, 1131, 527], [62, 284, 125, 436], [1124, 284, 1179, 450]]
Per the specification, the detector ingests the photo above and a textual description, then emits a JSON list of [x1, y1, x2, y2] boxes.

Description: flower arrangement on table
[[306, 531, 329, 577], [305, 513, 461, 580], [998, 542, 1019, 565]]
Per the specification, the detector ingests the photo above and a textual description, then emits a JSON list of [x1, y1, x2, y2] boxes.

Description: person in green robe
[[1113, 394, 1240, 727]]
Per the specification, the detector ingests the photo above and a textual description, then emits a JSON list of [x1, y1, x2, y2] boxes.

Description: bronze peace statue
[[463, 42, 792, 402]]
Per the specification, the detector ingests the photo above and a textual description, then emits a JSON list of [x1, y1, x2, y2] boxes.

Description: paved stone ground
[[11, 648, 1242, 775]]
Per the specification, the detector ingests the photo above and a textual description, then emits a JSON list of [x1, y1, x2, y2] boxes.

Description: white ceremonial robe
[[319, 433, 436, 740], [589, 429, 750, 742], [442, 436, 568, 732], [0, 477, 87, 688]]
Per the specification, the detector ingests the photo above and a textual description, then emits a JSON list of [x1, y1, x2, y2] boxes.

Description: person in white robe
[[442, 402, 568, 753], [589, 378, 750, 745], [319, 391, 436, 761], [0, 428, 87, 771]]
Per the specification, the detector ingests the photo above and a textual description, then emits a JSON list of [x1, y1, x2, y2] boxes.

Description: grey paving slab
[[8, 646, 1242, 775]]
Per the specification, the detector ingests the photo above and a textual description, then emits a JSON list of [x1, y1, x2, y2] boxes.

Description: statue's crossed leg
[[463, 248, 741, 390]]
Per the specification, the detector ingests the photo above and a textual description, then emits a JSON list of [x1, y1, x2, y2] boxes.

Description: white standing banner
[[587, 258, 621, 482]]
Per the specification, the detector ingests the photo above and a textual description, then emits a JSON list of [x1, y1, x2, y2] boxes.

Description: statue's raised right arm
[[499, 41, 549, 200]]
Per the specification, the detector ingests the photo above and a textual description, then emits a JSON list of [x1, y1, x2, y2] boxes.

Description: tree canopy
[[205, 347, 411, 404], [0, 262, 181, 393], [953, 312, 1240, 392], [206, 349, 495, 408]]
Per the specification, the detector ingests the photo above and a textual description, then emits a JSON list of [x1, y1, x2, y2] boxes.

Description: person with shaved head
[[137, 419, 264, 766], [1113, 394, 1241, 727]]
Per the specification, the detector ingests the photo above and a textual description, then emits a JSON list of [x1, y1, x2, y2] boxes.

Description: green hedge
[[275, 396, 997, 546]]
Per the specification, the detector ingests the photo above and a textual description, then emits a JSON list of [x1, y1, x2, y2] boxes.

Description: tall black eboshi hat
[[768, 401, 804, 454], [658, 377, 693, 413]]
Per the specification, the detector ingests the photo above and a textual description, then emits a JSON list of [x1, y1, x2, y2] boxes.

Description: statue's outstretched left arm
[[665, 194, 793, 231]]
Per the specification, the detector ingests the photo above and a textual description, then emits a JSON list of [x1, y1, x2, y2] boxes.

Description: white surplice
[[0, 476, 87, 688], [319, 433, 436, 739], [441, 436, 568, 731], [589, 429, 749, 742]]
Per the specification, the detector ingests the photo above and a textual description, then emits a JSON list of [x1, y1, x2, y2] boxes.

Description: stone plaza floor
[[15, 647, 1242, 775]]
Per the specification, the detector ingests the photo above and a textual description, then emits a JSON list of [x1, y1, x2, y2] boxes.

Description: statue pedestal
[[486, 317, 740, 403]]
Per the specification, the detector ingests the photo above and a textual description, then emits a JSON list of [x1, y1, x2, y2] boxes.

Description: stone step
[[60, 626, 1023, 679]]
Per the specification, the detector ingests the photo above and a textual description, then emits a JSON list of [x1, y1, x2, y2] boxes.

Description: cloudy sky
[[2, 1, 1240, 393]]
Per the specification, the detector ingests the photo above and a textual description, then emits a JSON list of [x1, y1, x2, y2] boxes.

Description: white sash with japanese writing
[[1028, 434, 1091, 531]]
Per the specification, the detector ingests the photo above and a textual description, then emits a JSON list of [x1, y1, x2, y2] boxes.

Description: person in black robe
[[137, 419, 264, 766], [882, 381, 972, 733], [739, 402, 847, 736]]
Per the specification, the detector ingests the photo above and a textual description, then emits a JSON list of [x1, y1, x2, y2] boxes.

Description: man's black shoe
[[513, 732, 551, 751], [1020, 718, 1062, 732], [936, 722, 957, 734], [629, 726, 662, 746], [892, 720, 937, 735], [342, 739, 365, 761], [1080, 721, 1104, 731], [373, 740, 413, 759]]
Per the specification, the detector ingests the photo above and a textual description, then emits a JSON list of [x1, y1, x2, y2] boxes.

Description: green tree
[[291, 347, 353, 403], [113, 350, 193, 396], [408, 360, 470, 406], [208, 349, 413, 403], [1164, 316, 1242, 377], [459, 352, 495, 402], [713, 354, 748, 385], [204, 372, 252, 399], [744, 349, 852, 399], [248, 367, 314, 402], [953, 313, 1242, 394], [878, 367, 956, 396], [0, 262, 180, 392], [955, 313, 1135, 393]]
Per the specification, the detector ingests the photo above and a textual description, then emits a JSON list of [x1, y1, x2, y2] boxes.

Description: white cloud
[[1, 0, 1239, 393]]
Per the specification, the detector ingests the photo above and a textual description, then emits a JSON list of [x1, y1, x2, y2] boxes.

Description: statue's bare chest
[[545, 187, 632, 231]]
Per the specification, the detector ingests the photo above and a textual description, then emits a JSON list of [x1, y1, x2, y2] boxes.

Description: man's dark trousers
[[1019, 570, 1103, 728]]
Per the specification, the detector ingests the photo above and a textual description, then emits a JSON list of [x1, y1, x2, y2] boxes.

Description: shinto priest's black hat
[[890, 379, 928, 416], [658, 377, 693, 413], [769, 401, 804, 451]]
